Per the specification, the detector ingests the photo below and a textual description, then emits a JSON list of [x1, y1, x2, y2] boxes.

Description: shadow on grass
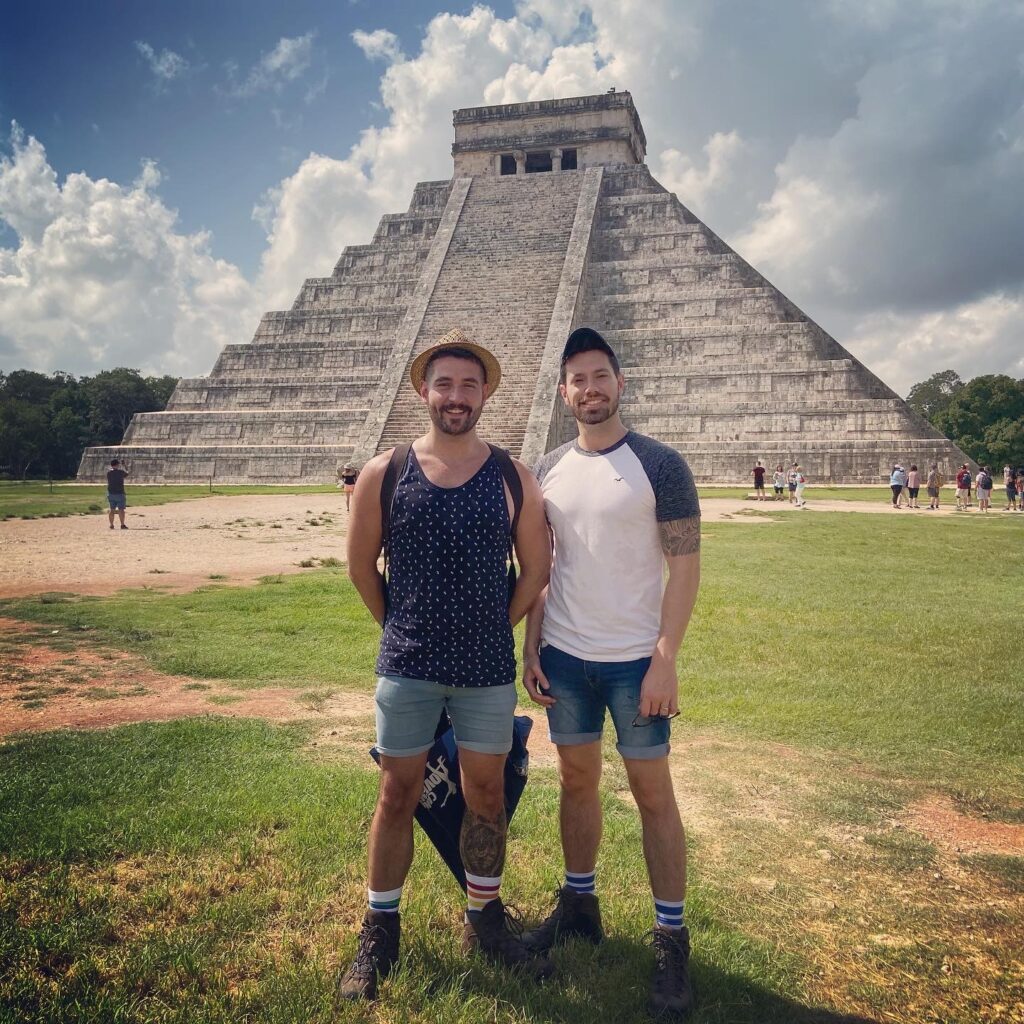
[[387, 935, 881, 1024]]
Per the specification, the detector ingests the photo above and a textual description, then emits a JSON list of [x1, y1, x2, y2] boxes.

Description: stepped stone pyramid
[[79, 92, 969, 483]]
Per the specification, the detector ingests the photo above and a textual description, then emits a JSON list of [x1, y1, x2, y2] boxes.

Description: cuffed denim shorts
[[540, 643, 669, 760], [107, 493, 126, 510], [374, 675, 517, 757]]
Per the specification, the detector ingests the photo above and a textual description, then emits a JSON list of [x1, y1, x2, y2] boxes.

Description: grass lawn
[[0, 481, 340, 520], [1, 511, 1022, 1022], [6, 512, 1022, 786]]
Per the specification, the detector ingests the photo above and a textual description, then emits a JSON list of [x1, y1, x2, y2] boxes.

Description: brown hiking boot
[[648, 926, 696, 1017], [461, 898, 554, 981], [522, 886, 604, 953], [336, 910, 400, 1002]]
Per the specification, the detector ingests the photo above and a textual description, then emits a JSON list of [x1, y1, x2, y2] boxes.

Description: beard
[[429, 402, 483, 435], [572, 391, 619, 425]]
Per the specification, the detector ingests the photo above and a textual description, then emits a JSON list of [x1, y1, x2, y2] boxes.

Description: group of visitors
[[751, 461, 807, 507], [953, 463, 1024, 512], [888, 464, 945, 510], [340, 327, 700, 1017]]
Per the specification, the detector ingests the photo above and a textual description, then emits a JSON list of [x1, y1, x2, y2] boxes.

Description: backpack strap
[[380, 443, 412, 570], [487, 443, 523, 559]]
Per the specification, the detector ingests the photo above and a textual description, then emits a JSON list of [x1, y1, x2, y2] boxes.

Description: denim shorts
[[374, 675, 517, 757], [540, 643, 669, 760], [107, 493, 126, 510]]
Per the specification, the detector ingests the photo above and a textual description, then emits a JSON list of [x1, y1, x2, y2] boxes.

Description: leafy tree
[[83, 368, 162, 444], [912, 371, 1024, 468], [146, 374, 180, 408], [0, 399, 50, 478], [0, 367, 179, 479], [905, 369, 964, 419]]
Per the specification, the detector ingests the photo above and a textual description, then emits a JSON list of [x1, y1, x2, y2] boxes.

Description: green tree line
[[907, 370, 1024, 468], [0, 369, 179, 479]]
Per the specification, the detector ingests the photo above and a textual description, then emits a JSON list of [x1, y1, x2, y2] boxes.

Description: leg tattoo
[[460, 807, 507, 878]]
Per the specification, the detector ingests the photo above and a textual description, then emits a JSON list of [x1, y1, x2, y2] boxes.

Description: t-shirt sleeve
[[533, 441, 574, 487], [629, 435, 700, 522]]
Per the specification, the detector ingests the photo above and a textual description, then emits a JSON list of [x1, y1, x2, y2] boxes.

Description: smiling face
[[560, 349, 625, 425], [419, 354, 487, 435]]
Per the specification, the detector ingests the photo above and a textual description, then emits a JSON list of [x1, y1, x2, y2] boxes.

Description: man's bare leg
[[367, 751, 429, 891], [556, 740, 603, 872], [459, 748, 507, 880], [623, 756, 686, 903]]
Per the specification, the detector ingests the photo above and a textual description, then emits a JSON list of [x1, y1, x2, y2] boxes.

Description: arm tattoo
[[659, 516, 701, 556], [460, 807, 507, 878]]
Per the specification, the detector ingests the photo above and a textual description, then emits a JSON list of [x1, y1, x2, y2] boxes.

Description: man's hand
[[637, 650, 679, 718], [522, 649, 556, 708]]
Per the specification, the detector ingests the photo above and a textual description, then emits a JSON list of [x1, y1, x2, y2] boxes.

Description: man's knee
[[557, 742, 602, 798], [376, 770, 424, 820], [462, 776, 504, 817], [626, 760, 678, 816]]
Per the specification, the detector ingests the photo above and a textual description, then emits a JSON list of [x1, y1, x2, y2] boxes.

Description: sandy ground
[[0, 492, 992, 599], [0, 494, 352, 598]]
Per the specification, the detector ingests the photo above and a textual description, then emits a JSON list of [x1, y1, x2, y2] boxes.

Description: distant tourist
[[752, 460, 767, 501], [906, 465, 921, 509], [794, 465, 808, 508], [787, 463, 799, 505], [1003, 465, 1016, 512], [1016, 467, 1024, 511], [976, 466, 993, 512], [926, 463, 944, 510], [889, 465, 904, 509], [955, 464, 971, 511], [523, 327, 701, 1016], [338, 331, 551, 1002], [339, 463, 359, 511], [772, 464, 785, 500], [106, 459, 129, 530]]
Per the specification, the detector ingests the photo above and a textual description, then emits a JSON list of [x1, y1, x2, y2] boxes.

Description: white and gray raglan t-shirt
[[535, 431, 700, 662]]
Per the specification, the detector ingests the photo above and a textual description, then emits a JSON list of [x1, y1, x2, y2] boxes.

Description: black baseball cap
[[560, 327, 619, 369]]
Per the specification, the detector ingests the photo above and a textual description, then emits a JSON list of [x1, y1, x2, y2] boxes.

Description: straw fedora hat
[[409, 328, 502, 395]]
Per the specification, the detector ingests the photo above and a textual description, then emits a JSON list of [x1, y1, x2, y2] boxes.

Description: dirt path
[[0, 493, 981, 599], [0, 494, 351, 598]]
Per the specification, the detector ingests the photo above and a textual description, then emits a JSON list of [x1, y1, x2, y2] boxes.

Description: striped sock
[[565, 870, 596, 896], [368, 886, 403, 914], [466, 873, 502, 914], [654, 898, 684, 930]]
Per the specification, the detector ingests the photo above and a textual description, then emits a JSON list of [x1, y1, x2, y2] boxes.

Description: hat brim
[[410, 341, 502, 396]]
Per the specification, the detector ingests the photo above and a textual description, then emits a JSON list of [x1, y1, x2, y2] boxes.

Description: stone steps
[[376, 172, 585, 455], [77, 444, 358, 485], [125, 408, 369, 445]]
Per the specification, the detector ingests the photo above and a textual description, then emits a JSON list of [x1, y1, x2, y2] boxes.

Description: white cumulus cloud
[[0, 126, 258, 377], [352, 29, 403, 62]]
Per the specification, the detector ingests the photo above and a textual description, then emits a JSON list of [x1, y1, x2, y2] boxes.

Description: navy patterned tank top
[[376, 447, 516, 687]]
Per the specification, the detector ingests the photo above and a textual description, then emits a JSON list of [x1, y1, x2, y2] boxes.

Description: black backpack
[[979, 472, 993, 490], [379, 443, 523, 609]]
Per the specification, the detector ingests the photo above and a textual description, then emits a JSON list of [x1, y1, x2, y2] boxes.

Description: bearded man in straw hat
[[339, 329, 553, 1001]]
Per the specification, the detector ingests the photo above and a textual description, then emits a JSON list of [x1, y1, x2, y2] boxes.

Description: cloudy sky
[[1, 0, 1022, 395]]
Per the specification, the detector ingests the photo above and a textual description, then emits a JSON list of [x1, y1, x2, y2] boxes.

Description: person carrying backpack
[[976, 466, 993, 512], [339, 330, 553, 1001]]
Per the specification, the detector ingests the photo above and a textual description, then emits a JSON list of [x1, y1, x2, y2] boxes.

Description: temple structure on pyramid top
[[79, 91, 970, 483]]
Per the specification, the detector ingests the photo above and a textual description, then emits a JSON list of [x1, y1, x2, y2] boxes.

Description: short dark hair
[[110, 459, 120, 467], [424, 345, 487, 384], [560, 327, 620, 383]]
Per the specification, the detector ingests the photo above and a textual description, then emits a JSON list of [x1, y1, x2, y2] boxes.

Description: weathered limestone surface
[[80, 92, 969, 484]]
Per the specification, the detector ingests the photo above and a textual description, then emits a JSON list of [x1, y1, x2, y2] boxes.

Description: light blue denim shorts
[[374, 675, 517, 757], [540, 643, 669, 760]]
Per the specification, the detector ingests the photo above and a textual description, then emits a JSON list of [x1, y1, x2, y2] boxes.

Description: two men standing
[[343, 326, 701, 1016]]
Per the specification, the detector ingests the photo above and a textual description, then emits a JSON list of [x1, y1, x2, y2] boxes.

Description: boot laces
[[646, 928, 689, 973], [350, 920, 391, 977]]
